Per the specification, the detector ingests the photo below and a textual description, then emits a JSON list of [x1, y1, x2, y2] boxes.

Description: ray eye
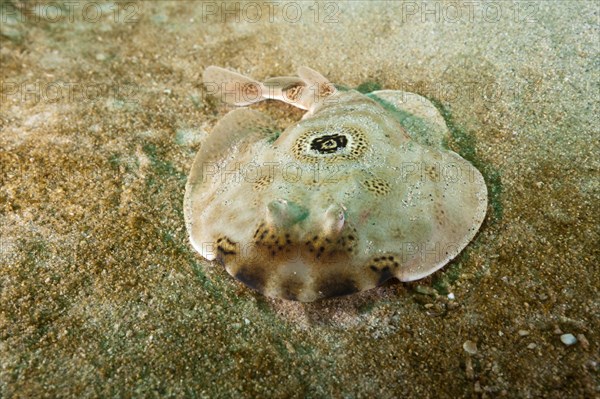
[[310, 134, 348, 154]]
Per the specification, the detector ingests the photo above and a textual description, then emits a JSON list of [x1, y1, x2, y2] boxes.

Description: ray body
[[185, 67, 487, 302]]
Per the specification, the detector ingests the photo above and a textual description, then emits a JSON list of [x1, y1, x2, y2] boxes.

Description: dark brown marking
[[242, 82, 260, 98], [317, 276, 359, 299], [285, 84, 303, 101], [280, 277, 304, 301], [318, 82, 335, 97], [234, 265, 266, 293], [377, 266, 394, 285], [217, 245, 236, 256]]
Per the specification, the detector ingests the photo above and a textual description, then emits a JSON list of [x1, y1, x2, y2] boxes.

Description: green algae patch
[[333, 84, 351, 92], [267, 129, 282, 144], [356, 81, 382, 94], [141, 142, 187, 195]]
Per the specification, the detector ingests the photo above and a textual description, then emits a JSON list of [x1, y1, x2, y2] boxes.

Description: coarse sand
[[1, 1, 598, 397]]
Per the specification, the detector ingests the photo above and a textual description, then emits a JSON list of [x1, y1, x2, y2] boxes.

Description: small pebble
[[553, 327, 563, 335], [463, 340, 478, 355], [284, 341, 296, 354], [577, 334, 589, 350], [560, 333, 577, 346], [415, 285, 437, 296], [447, 293, 455, 300], [518, 330, 530, 337], [465, 356, 474, 379], [527, 343, 537, 350]]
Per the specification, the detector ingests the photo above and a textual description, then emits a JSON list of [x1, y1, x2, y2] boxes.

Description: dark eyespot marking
[[292, 125, 368, 163], [310, 134, 348, 154], [234, 265, 266, 293]]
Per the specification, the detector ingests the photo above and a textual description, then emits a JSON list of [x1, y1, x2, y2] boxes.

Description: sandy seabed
[[1, 1, 598, 398]]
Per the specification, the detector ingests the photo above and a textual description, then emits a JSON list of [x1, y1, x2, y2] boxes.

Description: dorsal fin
[[263, 76, 309, 109], [203, 66, 266, 106], [263, 76, 306, 90], [297, 66, 331, 88]]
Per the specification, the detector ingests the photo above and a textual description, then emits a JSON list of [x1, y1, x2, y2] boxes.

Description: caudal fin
[[297, 66, 336, 97], [202, 66, 337, 112]]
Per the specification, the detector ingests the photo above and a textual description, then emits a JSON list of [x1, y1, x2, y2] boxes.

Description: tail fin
[[296, 66, 337, 114], [203, 66, 266, 106], [297, 66, 336, 97], [202, 66, 337, 113]]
